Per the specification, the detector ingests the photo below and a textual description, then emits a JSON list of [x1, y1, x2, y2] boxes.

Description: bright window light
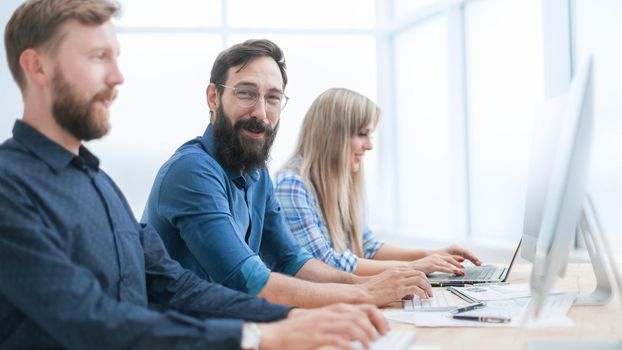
[[115, 0, 221, 27], [227, 0, 375, 29], [393, 15, 462, 241], [464, 0, 544, 244]]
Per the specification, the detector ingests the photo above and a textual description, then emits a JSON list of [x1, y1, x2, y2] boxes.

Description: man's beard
[[212, 104, 278, 173], [51, 70, 117, 141]]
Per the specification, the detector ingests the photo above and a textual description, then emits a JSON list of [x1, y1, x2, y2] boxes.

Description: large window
[[390, 0, 545, 245], [115, 0, 221, 27], [393, 15, 465, 240], [227, 0, 374, 29], [464, 0, 544, 245], [386, 0, 620, 253]]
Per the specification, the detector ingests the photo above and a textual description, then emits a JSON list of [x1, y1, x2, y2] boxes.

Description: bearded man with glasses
[[143, 39, 432, 309]]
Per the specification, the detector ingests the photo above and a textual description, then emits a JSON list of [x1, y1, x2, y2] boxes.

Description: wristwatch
[[241, 322, 261, 350]]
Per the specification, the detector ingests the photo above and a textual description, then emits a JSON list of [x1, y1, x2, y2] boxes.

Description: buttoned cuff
[[202, 319, 244, 348]]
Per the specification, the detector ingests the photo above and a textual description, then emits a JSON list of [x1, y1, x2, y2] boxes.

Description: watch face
[[241, 323, 261, 349]]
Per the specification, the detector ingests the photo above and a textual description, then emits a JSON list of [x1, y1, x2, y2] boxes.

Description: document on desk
[[385, 293, 576, 328], [449, 283, 564, 301]]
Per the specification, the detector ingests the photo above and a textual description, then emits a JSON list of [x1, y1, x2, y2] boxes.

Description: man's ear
[[19, 48, 52, 88], [206, 83, 219, 123]]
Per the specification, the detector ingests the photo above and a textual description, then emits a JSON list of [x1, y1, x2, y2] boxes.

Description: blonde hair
[[286, 88, 380, 257]]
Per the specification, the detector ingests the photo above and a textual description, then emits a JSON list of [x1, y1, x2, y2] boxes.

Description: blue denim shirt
[[0, 120, 291, 349], [143, 124, 312, 295]]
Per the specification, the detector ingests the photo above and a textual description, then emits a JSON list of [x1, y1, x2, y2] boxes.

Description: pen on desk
[[469, 282, 509, 286], [446, 286, 479, 303], [450, 302, 486, 314], [451, 315, 511, 323]]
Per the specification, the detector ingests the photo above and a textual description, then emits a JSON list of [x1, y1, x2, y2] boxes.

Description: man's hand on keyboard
[[258, 303, 388, 350], [360, 266, 433, 304]]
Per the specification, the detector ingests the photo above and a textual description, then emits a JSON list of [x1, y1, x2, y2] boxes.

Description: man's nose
[[249, 97, 268, 122]]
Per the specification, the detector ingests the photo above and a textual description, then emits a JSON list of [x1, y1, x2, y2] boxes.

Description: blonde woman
[[275, 88, 481, 276]]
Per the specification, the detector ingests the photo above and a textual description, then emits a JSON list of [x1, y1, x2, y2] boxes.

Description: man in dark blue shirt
[[0, 1, 387, 349]]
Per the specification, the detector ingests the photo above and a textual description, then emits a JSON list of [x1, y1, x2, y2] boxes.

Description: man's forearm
[[294, 259, 362, 284], [257, 272, 369, 308]]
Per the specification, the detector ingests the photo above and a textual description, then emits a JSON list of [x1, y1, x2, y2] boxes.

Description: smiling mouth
[[242, 128, 265, 139]]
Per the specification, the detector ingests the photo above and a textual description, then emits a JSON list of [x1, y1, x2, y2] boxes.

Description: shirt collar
[[200, 123, 260, 186], [12, 120, 100, 173]]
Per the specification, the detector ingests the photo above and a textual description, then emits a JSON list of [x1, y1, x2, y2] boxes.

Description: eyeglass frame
[[216, 83, 290, 112]]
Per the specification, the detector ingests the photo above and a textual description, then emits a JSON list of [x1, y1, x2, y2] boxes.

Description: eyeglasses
[[218, 84, 290, 112]]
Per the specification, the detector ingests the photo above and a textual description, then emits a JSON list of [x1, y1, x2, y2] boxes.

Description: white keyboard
[[403, 290, 457, 311], [351, 330, 416, 350]]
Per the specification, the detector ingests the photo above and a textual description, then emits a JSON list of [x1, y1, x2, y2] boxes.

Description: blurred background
[[1, 0, 620, 260]]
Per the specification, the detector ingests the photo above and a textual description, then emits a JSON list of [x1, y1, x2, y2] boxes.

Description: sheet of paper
[[385, 293, 575, 328], [451, 283, 564, 301]]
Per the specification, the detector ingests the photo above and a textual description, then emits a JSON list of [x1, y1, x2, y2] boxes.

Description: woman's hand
[[408, 253, 465, 275], [435, 245, 482, 266], [408, 245, 481, 275]]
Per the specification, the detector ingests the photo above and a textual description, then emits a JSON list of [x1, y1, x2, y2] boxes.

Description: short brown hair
[[210, 39, 288, 94], [4, 0, 120, 90]]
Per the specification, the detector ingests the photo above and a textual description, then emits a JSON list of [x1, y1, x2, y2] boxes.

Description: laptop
[[426, 239, 521, 287]]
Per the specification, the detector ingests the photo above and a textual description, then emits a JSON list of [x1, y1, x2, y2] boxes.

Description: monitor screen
[[528, 56, 594, 316], [521, 93, 567, 263]]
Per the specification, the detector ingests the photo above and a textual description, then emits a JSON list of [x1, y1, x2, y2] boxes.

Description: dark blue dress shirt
[[0, 120, 291, 349], [142, 125, 313, 295]]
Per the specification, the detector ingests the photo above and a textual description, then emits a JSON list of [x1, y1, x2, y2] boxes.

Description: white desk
[[391, 263, 622, 349]]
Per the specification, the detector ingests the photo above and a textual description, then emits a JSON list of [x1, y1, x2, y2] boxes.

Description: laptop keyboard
[[403, 290, 457, 311], [449, 265, 499, 281], [351, 330, 416, 350]]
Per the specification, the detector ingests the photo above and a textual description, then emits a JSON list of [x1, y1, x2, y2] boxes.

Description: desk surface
[[390, 263, 622, 349]]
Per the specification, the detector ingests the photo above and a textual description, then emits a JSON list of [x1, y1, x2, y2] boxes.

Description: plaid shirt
[[275, 165, 384, 273]]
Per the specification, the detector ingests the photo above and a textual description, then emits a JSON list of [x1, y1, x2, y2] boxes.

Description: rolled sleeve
[[362, 227, 385, 259], [279, 247, 314, 276], [239, 256, 272, 295], [140, 224, 292, 320]]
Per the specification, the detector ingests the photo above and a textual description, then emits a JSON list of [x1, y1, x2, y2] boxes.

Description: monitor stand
[[573, 195, 622, 306], [528, 195, 622, 350]]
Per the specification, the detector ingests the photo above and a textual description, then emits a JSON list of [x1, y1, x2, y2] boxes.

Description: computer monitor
[[525, 56, 621, 318], [520, 92, 567, 263]]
